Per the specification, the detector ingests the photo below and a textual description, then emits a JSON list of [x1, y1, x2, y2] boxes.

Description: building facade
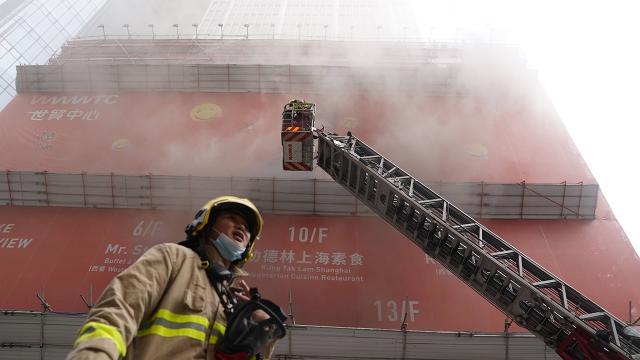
[[1, 1, 639, 359], [0, 0, 106, 109]]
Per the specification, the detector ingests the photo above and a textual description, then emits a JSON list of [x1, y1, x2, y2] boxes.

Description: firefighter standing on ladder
[[67, 196, 287, 360]]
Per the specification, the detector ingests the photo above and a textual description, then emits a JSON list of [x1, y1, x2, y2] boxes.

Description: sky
[[413, 0, 640, 255]]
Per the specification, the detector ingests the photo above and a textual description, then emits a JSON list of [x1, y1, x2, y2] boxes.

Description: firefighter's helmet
[[185, 196, 263, 264]]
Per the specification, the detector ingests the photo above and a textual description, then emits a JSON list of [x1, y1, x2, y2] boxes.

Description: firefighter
[[67, 196, 286, 360]]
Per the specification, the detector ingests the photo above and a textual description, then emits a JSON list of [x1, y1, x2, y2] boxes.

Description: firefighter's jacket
[[67, 242, 264, 360]]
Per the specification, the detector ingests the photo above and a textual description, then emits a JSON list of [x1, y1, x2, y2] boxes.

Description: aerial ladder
[[280, 100, 640, 360]]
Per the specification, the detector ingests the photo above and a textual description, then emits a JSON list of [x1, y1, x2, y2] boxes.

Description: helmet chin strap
[[197, 236, 238, 317]]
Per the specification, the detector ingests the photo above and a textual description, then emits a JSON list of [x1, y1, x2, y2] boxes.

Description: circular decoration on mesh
[[111, 138, 132, 151], [190, 103, 222, 122], [466, 143, 488, 159]]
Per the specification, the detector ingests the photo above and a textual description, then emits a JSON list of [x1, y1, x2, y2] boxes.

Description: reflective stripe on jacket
[[66, 242, 261, 360]]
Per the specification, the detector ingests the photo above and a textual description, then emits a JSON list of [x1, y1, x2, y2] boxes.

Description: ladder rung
[[580, 312, 607, 321], [533, 279, 559, 288], [383, 167, 397, 177], [491, 250, 515, 258], [418, 199, 443, 205], [388, 176, 410, 182], [359, 155, 381, 160], [452, 223, 478, 229]]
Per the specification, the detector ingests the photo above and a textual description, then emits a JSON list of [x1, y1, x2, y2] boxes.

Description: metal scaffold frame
[[0, 310, 557, 360], [0, 170, 597, 219], [16, 39, 515, 95], [46, 39, 467, 65], [16, 62, 458, 94]]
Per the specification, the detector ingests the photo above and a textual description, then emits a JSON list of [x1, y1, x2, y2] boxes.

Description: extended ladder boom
[[316, 132, 639, 360]]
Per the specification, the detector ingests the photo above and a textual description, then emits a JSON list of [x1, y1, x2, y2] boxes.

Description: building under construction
[[1, 1, 639, 359]]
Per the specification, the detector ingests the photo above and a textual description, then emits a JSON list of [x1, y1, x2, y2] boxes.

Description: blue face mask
[[212, 232, 246, 262]]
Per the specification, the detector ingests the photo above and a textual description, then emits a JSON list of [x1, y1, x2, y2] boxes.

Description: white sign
[[283, 141, 302, 162], [30, 95, 119, 105]]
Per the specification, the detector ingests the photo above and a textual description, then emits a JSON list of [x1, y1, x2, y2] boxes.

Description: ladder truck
[[280, 100, 640, 360]]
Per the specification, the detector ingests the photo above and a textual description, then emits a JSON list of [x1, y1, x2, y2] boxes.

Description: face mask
[[212, 232, 246, 262]]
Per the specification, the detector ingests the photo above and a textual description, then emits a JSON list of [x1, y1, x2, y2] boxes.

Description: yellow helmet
[[185, 196, 263, 264]]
